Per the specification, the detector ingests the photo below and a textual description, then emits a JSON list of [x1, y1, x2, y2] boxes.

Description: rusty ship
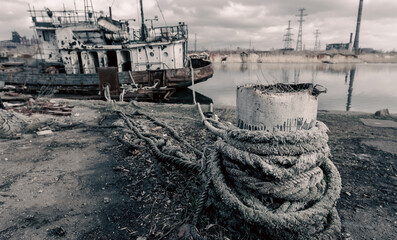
[[0, 1, 213, 101]]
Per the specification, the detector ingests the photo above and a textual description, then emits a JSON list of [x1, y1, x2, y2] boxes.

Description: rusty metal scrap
[[3, 96, 74, 116]]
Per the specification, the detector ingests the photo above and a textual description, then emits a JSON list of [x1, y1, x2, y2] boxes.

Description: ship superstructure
[[0, 1, 213, 100]]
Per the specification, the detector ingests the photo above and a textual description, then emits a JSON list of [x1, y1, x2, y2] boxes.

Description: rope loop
[[203, 121, 341, 239]]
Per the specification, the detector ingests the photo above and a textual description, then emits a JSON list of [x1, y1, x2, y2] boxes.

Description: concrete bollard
[[236, 83, 326, 132]]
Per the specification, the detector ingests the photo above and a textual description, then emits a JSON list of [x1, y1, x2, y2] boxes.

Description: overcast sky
[[1, 0, 396, 51]]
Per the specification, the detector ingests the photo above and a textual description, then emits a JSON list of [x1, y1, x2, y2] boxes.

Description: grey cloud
[[0, 0, 395, 51]]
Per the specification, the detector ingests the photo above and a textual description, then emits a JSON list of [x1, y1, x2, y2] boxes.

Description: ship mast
[[139, 0, 147, 41]]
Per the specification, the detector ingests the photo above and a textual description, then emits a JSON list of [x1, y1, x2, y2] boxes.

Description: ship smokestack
[[109, 6, 112, 19], [349, 33, 353, 44], [353, 0, 364, 52]]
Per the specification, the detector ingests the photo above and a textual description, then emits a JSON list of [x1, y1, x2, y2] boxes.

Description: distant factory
[[326, 33, 353, 51], [0, 31, 37, 49], [326, 0, 364, 52]]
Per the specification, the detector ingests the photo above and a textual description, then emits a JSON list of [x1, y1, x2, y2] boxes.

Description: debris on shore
[[0, 99, 396, 239], [0, 109, 26, 137], [0, 93, 74, 116]]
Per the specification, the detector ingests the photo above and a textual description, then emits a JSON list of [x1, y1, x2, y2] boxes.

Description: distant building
[[0, 31, 37, 48], [326, 33, 354, 51], [11, 31, 21, 43], [326, 43, 351, 51], [359, 48, 378, 54]]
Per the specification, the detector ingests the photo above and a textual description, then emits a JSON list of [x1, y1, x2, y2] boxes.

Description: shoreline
[[191, 51, 397, 64]]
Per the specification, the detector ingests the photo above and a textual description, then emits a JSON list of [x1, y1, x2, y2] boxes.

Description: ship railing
[[130, 24, 188, 42], [29, 10, 100, 27]]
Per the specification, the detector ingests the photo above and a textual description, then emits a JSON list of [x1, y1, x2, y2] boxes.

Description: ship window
[[164, 52, 168, 57], [150, 52, 154, 57], [106, 51, 118, 67], [43, 31, 51, 41], [121, 51, 132, 72], [89, 52, 99, 72], [77, 52, 84, 74]]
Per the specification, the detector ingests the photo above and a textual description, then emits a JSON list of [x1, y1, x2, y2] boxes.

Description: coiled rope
[[116, 103, 342, 239], [0, 109, 26, 137], [125, 110, 202, 156], [197, 103, 342, 239], [117, 110, 201, 172]]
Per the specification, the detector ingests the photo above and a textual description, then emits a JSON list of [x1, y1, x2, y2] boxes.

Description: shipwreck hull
[[0, 60, 213, 93]]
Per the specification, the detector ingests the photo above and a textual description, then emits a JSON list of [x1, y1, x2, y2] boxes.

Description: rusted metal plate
[[194, 63, 214, 81], [165, 63, 214, 88], [149, 70, 166, 87], [98, 67, 120, 95]]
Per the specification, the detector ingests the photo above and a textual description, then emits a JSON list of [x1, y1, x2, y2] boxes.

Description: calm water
[[192, 63, 397, 113]]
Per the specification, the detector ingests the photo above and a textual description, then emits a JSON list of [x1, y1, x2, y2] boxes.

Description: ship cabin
[[29, 8, 189, 75]]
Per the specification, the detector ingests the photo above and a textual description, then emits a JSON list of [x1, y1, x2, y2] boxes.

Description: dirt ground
[[0, 100, 134, 239], [0, 99, 396, 239], [318, 111, 397, 240]]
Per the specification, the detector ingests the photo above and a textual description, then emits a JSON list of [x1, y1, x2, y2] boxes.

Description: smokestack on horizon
[[353, 0, 364, 52]]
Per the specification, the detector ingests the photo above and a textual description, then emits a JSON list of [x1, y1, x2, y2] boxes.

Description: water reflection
[[282, 69, 289, 83], [294, 69, 301, 84], [346, 67, 356, 111], [192, 63, 397, 113], [311, 68, 318, 84], [240, 63, 248, 72]]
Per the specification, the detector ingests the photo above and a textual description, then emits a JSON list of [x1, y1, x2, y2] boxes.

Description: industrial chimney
[[353, 0, 364, 52], [349, 33, 353, 51]]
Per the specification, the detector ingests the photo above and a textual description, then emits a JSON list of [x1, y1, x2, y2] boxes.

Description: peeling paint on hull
[[0, 60, 213, 92]]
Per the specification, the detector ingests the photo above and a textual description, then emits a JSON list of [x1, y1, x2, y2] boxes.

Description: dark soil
[[1, 100, 396, 239], [319, 111, 397, 240]]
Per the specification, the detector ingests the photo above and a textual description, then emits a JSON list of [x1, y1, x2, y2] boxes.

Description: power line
[[314, 29, 320, 51], [283, 20, 294, 49], [296, 8, 307, 51]]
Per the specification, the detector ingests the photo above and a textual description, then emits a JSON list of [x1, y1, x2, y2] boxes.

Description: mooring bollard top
[[236, 83, 326, 132]]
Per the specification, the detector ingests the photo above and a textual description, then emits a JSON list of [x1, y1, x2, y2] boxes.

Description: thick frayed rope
[[203, 121, 342, 239], [118, 105, 342, 239], [0, 110, 26, 137]]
